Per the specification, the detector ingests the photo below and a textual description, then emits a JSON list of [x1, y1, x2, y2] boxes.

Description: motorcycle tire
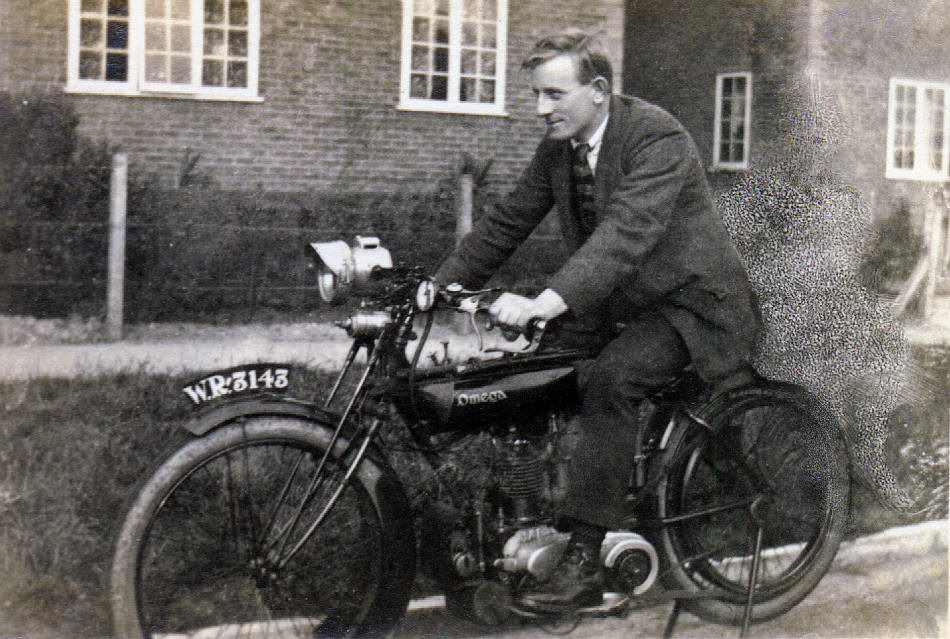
[[655, 383, 850, 626], [111, 415, 415, 639]]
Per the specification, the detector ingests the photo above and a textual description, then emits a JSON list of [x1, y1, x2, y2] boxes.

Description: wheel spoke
[[124, 421, 392, 639], [661, 498, 753, 525]]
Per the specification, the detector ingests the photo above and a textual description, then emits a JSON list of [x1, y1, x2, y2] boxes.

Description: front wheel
[[656, 384, 850, 625], [111, 415, 415, 639]]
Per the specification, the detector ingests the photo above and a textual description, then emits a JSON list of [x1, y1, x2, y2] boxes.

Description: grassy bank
[[0, 355, 946, 637]]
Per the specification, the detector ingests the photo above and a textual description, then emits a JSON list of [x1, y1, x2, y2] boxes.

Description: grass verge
[[0, 350, 945, 638]]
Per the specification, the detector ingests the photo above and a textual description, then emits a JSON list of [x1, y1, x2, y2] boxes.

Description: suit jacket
[[436, 95, 759, 382]]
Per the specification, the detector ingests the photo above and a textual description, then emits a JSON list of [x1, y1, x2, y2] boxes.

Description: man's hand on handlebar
[[489, 288, 568, 328]]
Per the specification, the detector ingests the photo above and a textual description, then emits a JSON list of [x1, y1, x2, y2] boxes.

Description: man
[[435, 29, 759, 612]]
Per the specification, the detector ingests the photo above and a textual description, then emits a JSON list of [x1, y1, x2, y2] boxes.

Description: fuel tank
[[394, 350, 589, 434]]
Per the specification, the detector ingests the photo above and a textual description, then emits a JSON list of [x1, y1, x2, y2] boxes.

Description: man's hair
[[522, 28, 612, 91]]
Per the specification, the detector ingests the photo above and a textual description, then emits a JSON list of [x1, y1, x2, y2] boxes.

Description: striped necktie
[[572, 142, 596, 233]]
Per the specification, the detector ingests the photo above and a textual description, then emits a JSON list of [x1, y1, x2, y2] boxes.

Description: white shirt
[[572, 113, 609, 174]]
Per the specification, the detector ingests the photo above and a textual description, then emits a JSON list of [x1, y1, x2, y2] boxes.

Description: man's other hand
[[490, 288, 568, 328]]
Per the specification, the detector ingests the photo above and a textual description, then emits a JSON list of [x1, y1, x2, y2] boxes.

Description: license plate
[[182, 364, 293, 406]]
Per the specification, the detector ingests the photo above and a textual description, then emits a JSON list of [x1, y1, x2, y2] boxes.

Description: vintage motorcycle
[[111, 236, 851, 639]]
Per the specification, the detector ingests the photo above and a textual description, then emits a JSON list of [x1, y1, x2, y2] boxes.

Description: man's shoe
[[518, 543, 605, 612]]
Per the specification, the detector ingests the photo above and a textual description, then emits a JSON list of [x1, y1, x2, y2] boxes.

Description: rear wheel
[[111, 415, 414, 639], [656, 385, 850, 625]]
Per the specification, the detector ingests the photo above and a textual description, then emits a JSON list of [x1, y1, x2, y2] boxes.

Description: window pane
[[460, 76, 475, 102], [722, 78, 732, 98], [721, 100, 731, 118], [410, 73, 427, 98], [145, 53, 167, 81], [105, 52, 127, 79], [480, 51, 495, 76], [733, 120, 745, 140], [731, 143, 743, 162], [171, 55, 191, 83], [81, 0, 103, 12], [433, 46, 448, 72], [484, 0, 496, 20], [227, 60, 247, 86], [463, 0, 479, 19], [204, 28, 225, 55], [482, 22, 495, 47], [720, 143, 730, 162], [79, 51, 102, 78], [107, 0, 128, 16], [435, 0, 448, 15], [80, 19, 102, 46], [461, 48, 476, 74], [171, 25, 190, 52], [170, 0, 189, 19], [202, 59, 224, 85], [411, 45, 428, 71], [145, 0, 164, 17], [412, 17, 429, 41], [434, 18, 448, 43], [461, 21, 477, 46], [146, 23, 166, 50], [230, 0, 248, 25], [413, 0, 432, 14], [431, 74, 447, 99], [205, 0, 224, 24], [479, 78, 494, 102], [735, 76, 745, 93], [106, 20, 127, 48], [228, 30, 247, 56]]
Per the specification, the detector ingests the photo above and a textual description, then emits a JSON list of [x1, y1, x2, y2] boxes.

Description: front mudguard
[[179, 395, 398, 480], [182, 395, 339, 437]]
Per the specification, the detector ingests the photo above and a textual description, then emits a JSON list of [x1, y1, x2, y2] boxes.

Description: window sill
[[64, 83, 264, 103], [708, 164, 749, 173], [397, 99, 508, 117], [885, 169, 949, 182]]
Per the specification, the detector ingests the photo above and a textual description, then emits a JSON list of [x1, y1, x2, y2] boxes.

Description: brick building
[[0, 0, 624, 193], [623, 0, 950, 230]]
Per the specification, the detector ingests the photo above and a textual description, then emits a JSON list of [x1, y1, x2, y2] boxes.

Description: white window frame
[[66, 0, 261, 101], [398, 0, 508, 116], [886, 78, 950, 181], [712, 71, 752, 170]]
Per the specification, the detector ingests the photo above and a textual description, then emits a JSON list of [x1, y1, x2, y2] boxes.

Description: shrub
[[858, 199, 924, 293], [0, 92, 113, 317]]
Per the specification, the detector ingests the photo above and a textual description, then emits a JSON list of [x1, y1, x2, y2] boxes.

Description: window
[[886, 78, 949, 181], [66, 0, 260, 100], [399, 0, 507, 116], [713, 72, 752, 170]]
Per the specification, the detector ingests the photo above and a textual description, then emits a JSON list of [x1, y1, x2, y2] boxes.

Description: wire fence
[[0, 217, 458, 319]]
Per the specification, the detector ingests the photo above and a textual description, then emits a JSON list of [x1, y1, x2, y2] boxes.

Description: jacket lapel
[[595, 96, 625, 212]]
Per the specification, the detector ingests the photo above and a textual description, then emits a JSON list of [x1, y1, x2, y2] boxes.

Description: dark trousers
[[558, 312, 690, 529]]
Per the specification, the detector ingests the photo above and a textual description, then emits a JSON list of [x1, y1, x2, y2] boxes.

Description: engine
[[419, 413, 658, 626]]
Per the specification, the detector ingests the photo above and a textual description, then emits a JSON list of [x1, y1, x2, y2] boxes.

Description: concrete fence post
[[107, 152, 128, 340], [457, 171, 473, 247]]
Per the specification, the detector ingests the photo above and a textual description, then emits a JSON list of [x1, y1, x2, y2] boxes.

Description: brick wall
[[1, 0, 624, 195], [623, 0, 810, 193], [812, 0, 950, 224], [622, 0, 950, 228]]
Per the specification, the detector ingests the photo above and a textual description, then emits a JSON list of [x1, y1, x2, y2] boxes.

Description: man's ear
[[591, 76, 609, 103]]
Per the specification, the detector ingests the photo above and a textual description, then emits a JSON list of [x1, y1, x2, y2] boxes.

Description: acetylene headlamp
[[309, 236, 393, 304]]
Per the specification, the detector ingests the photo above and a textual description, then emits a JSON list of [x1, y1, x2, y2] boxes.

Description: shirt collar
[[572, 112, 609, 154]]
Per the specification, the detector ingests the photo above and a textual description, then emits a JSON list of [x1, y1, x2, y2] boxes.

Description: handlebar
[[440, 283, 549, 353]]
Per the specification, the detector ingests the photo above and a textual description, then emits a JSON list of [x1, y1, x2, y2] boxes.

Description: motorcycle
[[111, 236, 851, 639]]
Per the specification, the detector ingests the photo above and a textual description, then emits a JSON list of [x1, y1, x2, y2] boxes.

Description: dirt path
[[0, 323, 507, 380]]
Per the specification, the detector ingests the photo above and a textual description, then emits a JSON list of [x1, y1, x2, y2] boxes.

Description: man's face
[[530, 54, 604, 142]]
